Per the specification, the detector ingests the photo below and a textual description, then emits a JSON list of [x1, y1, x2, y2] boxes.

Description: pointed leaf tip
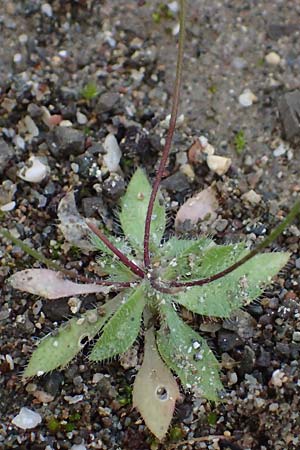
[[133, 326, 180, 440], [23, 293, 124, 378], [119, 168, 166, 254]]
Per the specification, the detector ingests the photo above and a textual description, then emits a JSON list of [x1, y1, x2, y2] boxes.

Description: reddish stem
[[143, 0, 186, 268], [171, 199, 300, 288], [86, 221, 145, 279]]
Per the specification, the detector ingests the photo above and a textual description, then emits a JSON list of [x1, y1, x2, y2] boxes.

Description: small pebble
[[232, 57, 247, 70], [292, 331, 300, 342], [238, 89, 257, 107], [76, 111, 88, 125], [265, 51, 281, 65], [242, 189, 262, 205], [18, 156, 49, 183], [64, 394, 84, 404], [228, 372, 238, 385], [12, 407, 42, 430], [103, 134, 122, 172], [273, 143, 286, 157], [71, 445, 87, 450], [270, 369, 285, 387], [269, 402, 279, 412], [41, 3, 53, 17], [0, 201, 16, 212], [19, 34, 28, 44], [13, 53, 22, 63], [207, 154, 231, 176]]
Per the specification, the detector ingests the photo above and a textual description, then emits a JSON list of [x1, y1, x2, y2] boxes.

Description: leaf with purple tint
[[9, 269, 112, 299], [133, 325, 180, 440]]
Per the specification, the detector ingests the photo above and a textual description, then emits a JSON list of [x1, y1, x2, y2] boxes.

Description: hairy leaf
[[174, 252, 290, 317], [9, 269, 112, 299], [23, 293, 125, 378], [89, 285, 145, 361], [178, 242, 248, 281], [161, 237, 214, 280], [97, 257, 136, 282], [133, 326, 180, 440], [157, 303, 223, 401], [119, 168, 166, 254]]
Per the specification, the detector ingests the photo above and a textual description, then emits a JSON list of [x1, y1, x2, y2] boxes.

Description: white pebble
[[76, 111, 88, 125], [207, 154, 231, 176], [19, 34, 28, 44], [18, 156, 48, 183], [71, 444, 87, 450], [199, 135, 208, 147], [41, 3, 53, 17], [64, 394, 84, 404], [0, 201, 16, 212], [59, 120, 73, 127], [12, 407, 42, 430], [273, 143, 286, 157], [292, 331, 300, 342], [24, 115, 39, 138], [238, 89, 257, 107], [269, 402, 279, 412], [228, 372, 238, 385], [103, 134, 122, 172], [265, 51, 281, 65], [270, 369, 285, 387], [242, 189, 262, 205], [13, 53, 22, 64]]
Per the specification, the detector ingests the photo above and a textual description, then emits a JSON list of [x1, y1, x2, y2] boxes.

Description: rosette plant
[[3, 0, 300, 441]]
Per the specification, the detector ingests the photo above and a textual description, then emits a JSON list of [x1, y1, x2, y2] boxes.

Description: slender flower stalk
[[86, 221, 145, 279], [143, 0, 187, 268]]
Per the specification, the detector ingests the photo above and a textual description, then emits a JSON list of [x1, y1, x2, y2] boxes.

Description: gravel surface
[[0, 1, 300, 449]]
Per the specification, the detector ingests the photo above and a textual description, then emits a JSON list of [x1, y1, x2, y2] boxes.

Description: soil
[[0, 1, 300, 450]]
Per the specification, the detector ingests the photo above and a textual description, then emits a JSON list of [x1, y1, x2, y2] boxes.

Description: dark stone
[[47, 127, 85, 158], [247, 303, 263, 317], [267, 23, 300, 40], [42, 298, 70, 321], [120, 126, 151, 158], [102, 174, 125, 200], [44, 372, 64, 396], [161, 171, 190, 193], [217, 331, 242, 351], [81, 196, 104, 218], [278, 90, 300, 141], [96, 92, 120, 114], [275, 342, 290, 358], [0, 139, 14, 175], [75, 152, 97, 178], [239, 345, 256, 375], [256, 348, 271, 367], [27, 103, 42, 119]]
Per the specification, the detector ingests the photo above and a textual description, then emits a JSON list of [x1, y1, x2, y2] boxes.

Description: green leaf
[[133, 325, 180, 440], [23, 293, 125, 378], [99, 258, 136, 282], [119, 168, 166, 254], [161, 237, 214, 280], [174, 252, 290, 317], [184, 243, 248, 280], [89, 284, 145, 361], [91, 234, 136, 281], [157, 303, 223, 401]]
